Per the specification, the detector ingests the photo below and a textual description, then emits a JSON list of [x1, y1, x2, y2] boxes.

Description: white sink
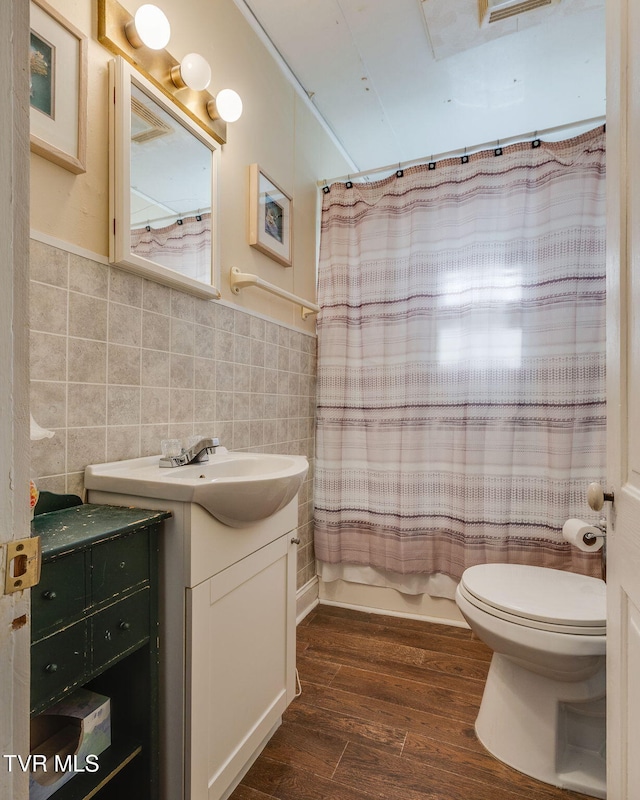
[[85, 451, 309, 527]]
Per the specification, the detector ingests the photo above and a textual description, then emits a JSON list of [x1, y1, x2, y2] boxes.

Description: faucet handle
[[203, 438, 220, 456], [159, 436, 222, 467]]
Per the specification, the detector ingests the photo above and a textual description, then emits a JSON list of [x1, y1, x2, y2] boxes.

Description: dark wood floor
[[230, 603, 593, 800]]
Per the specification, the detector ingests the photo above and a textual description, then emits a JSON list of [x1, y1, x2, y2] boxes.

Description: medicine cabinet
[[109, 57, 221, 299]]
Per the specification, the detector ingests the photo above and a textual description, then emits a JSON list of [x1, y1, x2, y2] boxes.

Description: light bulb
[[211, 89, 243, 123], [172, 53, 211, 91], [125, 4, 171, 50]]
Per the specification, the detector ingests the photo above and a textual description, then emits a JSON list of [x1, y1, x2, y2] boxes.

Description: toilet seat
[[459, 564, 606, 636]]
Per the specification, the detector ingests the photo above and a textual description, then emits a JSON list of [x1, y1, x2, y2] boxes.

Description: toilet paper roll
[[562, 518, 604, 552]]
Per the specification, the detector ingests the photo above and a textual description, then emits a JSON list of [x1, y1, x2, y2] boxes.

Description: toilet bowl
[[455, 563, 606, 799]]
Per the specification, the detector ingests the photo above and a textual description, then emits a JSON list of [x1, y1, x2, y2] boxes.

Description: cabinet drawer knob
[[42, 590, 57, 601], [119, 621, 131, 631], [119, 561, 126, 569], [44, 663, 58, 673], [291, 537, 301, 545]]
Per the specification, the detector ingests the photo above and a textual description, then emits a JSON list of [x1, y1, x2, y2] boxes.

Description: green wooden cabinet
[[30, 501, 170, 800]]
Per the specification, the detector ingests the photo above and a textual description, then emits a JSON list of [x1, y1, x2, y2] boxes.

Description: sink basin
[[85, 451, 309, 527]]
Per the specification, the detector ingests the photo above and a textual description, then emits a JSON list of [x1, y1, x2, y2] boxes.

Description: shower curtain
[[131, 212, 212, 283], [314, 127, 606, 599]]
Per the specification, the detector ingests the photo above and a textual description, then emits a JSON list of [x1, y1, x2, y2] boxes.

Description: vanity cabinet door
[[186, 533, 296, 800]]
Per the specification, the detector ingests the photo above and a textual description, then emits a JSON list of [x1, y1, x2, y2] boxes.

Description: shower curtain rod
[[134, 207, 212, 228], [317, 115, 606, 187]]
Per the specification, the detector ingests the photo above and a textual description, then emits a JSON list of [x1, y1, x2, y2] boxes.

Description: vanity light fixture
[[207, 89, 243, 123], [98, 0, 244, 144], [171, 53, 212, 92], [124, 4, 171, 50]]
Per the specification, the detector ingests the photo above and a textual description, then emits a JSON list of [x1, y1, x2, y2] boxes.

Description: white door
[[0, 2, 31, 799], [605, 0, 640, 797]]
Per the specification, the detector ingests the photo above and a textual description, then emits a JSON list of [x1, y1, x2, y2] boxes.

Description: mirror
[[109, 57, 220, 298]]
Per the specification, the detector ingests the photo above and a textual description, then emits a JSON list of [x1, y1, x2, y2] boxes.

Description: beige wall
[[29, 0, 350, 590], [30, 0, 350, 329]]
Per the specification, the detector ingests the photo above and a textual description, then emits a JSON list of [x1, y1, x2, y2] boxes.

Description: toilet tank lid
[[459, 564, 606, 627]]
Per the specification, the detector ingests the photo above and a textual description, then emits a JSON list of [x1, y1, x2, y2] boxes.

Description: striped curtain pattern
[[130, 211, 212, 284], [314, 127, 606, 592]]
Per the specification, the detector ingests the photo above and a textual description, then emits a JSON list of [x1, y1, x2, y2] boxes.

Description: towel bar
[[229, 267, 319, 319]]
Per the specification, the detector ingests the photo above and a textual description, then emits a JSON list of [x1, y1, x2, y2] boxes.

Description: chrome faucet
[[159, 437, 221, 468]]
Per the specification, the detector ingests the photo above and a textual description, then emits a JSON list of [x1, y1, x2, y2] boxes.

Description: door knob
[[587, 482, 614, 512]]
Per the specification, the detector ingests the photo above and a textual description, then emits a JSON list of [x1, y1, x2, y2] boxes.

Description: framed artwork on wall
[[29, 0, 87, 174], [248, 164, 292, 267]]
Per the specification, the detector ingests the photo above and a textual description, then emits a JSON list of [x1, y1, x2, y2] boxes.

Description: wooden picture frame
[[248, 164, 292, 267], [29, 0, 87, 174]]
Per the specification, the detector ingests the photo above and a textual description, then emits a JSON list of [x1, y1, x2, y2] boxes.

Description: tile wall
[[29, 239, 317, 589]]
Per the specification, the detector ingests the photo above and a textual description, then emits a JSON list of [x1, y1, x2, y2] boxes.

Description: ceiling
[[235, 0, 606, 175]]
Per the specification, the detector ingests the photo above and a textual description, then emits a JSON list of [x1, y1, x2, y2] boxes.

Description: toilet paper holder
[[582, 520, 607, 546], [582, 518, 607, 582]]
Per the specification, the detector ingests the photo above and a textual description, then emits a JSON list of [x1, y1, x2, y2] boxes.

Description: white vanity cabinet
[[86, 489, 299, 800], [187, 531, 296, 799]]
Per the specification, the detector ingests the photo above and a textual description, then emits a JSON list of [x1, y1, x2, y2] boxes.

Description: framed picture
[[248, 164, 292, 267], [30, 0, 87, 174]]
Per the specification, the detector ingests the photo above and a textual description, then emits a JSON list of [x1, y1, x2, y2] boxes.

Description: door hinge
[[4, 536, 42, 594]]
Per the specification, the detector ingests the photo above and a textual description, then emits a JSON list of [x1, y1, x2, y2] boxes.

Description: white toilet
[[455, 563, 606, 798]]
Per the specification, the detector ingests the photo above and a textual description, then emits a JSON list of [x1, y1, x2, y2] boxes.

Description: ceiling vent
[[479, 0, 559, 26]]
